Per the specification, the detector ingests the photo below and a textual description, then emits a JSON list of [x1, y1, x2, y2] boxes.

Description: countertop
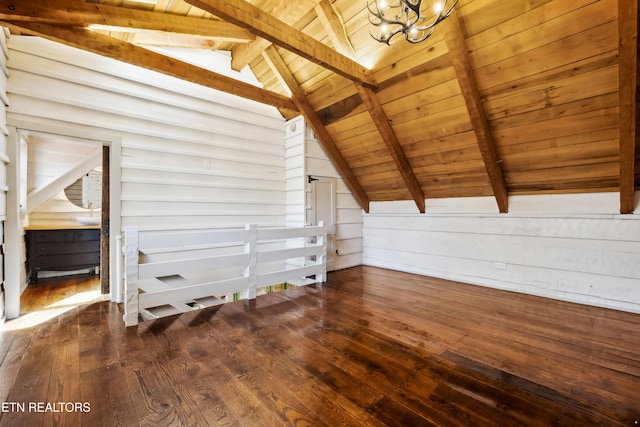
[[24, 224, 101, 231]]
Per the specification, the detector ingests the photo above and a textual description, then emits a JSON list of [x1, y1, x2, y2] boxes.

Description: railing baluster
[[244, 223, 258, 300]]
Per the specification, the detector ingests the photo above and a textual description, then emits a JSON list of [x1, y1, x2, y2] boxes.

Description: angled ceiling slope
[[0, 0, 637, 214]]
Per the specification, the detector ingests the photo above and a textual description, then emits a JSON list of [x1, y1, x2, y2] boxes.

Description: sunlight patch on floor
[[1, 289, 106, 332]]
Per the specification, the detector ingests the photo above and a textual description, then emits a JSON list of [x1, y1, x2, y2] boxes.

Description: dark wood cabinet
[[26, 228, 101, 283]]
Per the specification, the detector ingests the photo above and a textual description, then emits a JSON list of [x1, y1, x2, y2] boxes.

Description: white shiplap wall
[[0, 28, 8, 321], [7, 36, 286, 231], [363, 194, 640, 313], [3, 36, 286, 313], [285, 115, 363, 270]]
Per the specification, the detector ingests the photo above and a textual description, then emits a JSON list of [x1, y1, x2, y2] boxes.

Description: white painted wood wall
[[363, 194, 640, 313], [3, 36, 286, 311], [7, 36, 286, 232], [285, 115, 363, 270], [0, 28, 8, 321]]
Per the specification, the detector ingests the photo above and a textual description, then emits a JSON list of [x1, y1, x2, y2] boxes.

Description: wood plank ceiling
[[0, 0, 637, 213]]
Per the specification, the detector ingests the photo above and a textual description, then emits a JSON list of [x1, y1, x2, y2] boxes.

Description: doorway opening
[[4, 123, 122, 321]]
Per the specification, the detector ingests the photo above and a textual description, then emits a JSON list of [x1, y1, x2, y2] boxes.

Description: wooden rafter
[[441, 13, 509, 213], [617, 0, 638, 214], [0, 0, 255, 43], [356, 85, 426, 213], [262, 45, 370, 212], [1, 21, 298, 111], [184, 0, 378, 89], [314, 0, 356, 59], [313, 1, 425, 212], [231, 0, 322, 71]]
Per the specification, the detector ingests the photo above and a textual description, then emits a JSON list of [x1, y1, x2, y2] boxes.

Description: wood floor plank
[[0, 339, 53, 427], [215, 299, 389, 426], [79, 363, 138, 427], [44, 338, 81, 427], [2, 267, 640, 425], [0, 330, 32, 404]]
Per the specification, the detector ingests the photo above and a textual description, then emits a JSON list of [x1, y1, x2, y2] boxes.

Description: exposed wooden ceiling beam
[[617, 0, 637, 214], [0, 0, 255, 42], [356, 85, 426, 213], [441, 13, 509, 213], [314, 0, 355, 59], [230, 0, 321, 72], [185, 0, 378, 89], [2, 21, 298, 111], [313, 1, 425, 212], [262, 45, 370, 212]]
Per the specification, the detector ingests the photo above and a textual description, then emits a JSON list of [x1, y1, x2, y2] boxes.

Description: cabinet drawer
[[74, 229, 100, 241], [35, 241, 100, 255], [34, 252, 100, 269], [35, 230, 74, 243], [33, 229, 100, 243]]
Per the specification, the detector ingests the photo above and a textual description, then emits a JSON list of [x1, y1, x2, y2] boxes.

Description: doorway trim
[[5, 118, 122, 319], [307, 176, 337, 272]]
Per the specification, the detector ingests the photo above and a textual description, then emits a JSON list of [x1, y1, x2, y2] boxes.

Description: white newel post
[[115, 235, 123, 303], [244, 224, 258, 300], [123, 226, 140, 326], [317, 221, 327, 283]]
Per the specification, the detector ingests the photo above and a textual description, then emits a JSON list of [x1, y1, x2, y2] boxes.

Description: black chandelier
[[367, 0, 458, 45]]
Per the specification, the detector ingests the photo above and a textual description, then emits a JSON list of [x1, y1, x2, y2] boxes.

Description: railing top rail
[[138, 228, 249, 251]]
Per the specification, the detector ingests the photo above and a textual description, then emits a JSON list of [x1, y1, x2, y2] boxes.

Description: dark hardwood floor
[[1, 266, 639, 426]]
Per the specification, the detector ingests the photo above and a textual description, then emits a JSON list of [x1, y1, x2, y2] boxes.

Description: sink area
[[76, 216, 101, 226]]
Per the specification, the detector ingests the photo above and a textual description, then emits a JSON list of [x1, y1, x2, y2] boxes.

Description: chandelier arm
[[367, 0, 457, 44], [370, 25, 406, 44], [399, 0, 421, 18], [367, 0, 416, 28], [405, 26, 435, 43], [367, 0, 419, 43], [409, 0, 458, 31]]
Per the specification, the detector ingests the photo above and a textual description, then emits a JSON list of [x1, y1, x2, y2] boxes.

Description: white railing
[[123, 223, 326, 326]]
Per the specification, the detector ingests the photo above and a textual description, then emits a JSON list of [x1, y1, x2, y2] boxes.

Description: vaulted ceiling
[[0, 0, 637, 213]]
